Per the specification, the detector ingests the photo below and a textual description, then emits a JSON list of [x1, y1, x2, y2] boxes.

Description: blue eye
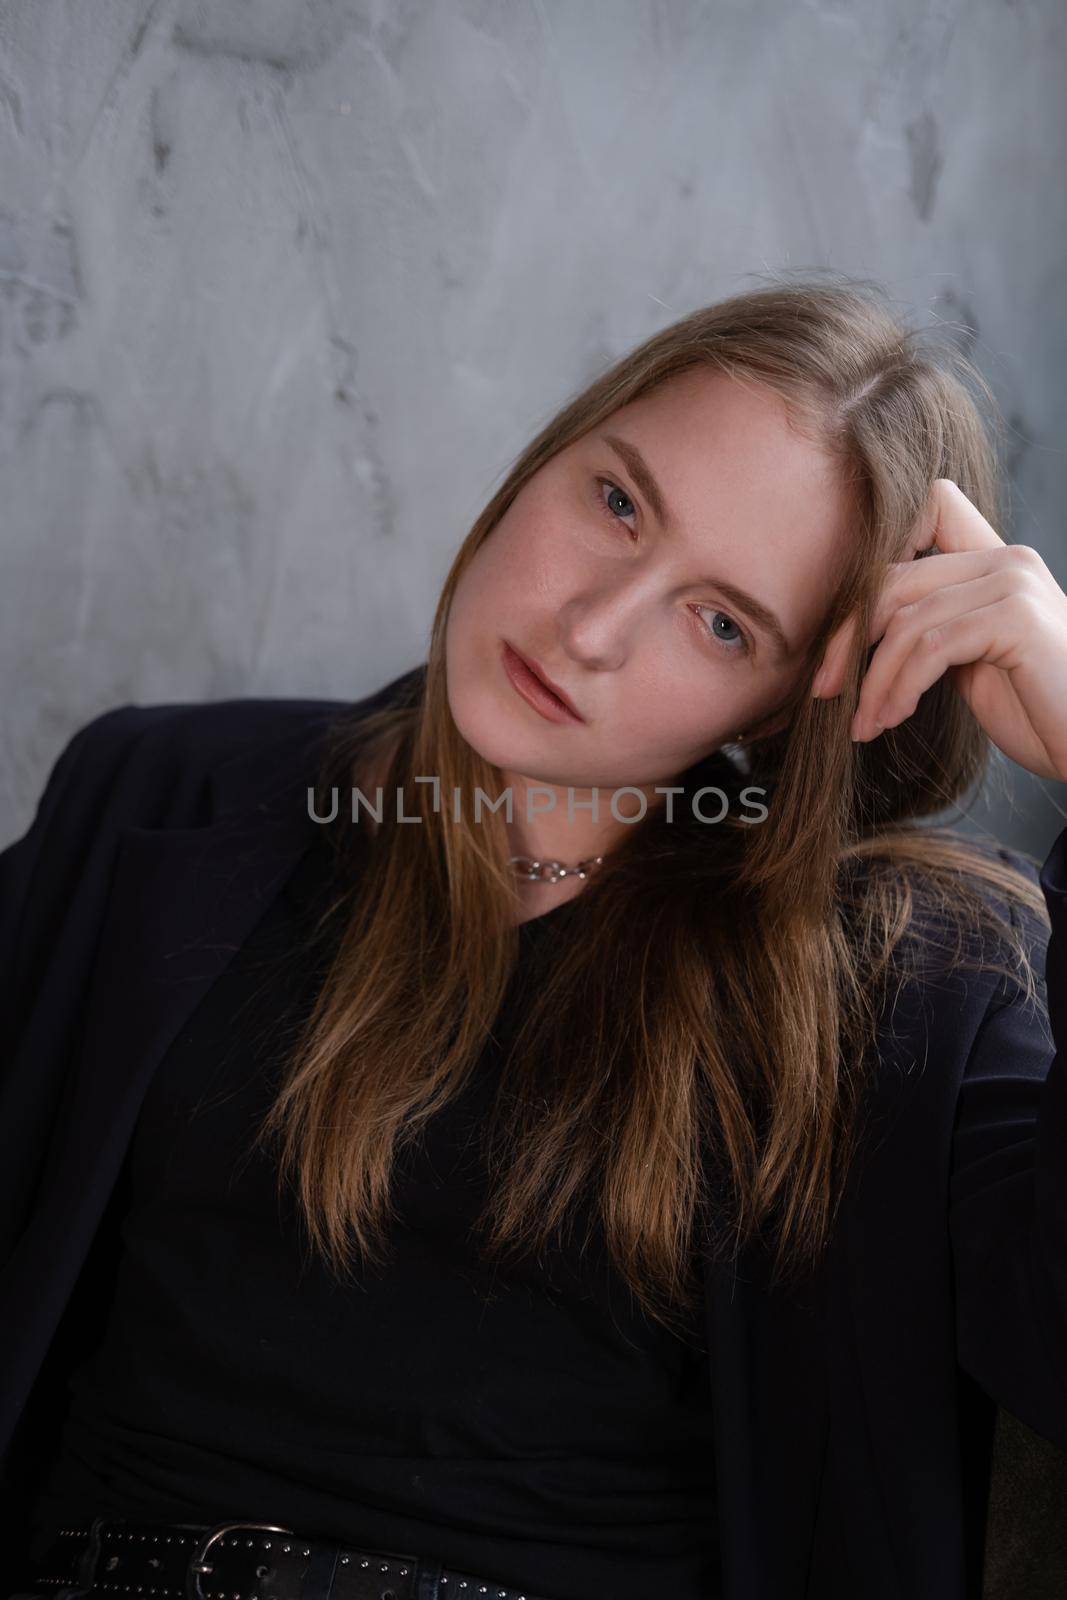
[[594, 476, 637, 531], [691, 606, 750, 656], [593, 476, 753, 659]]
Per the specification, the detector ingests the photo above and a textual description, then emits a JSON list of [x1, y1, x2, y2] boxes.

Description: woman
[[3, 278, 1066, 1600]]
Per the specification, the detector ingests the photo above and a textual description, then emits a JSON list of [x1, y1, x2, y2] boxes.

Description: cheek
[[447, 542, 512, 644], [464, 525, 529, 599], [445, 530, 536, 691], [615, 664, 733, 764], [470, 516, 574, 615]]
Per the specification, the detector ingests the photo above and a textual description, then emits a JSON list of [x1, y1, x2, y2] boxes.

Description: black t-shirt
[[27, 832, 720, 1600]]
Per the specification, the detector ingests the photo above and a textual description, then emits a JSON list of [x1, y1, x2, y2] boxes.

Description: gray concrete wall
[[2, 0, 1064, 855]]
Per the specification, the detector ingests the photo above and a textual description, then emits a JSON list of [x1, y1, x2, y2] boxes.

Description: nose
[[555, 575, 649, 672]]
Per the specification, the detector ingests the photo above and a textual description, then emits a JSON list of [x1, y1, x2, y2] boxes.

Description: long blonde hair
[[251, 272, 1050, 1336]]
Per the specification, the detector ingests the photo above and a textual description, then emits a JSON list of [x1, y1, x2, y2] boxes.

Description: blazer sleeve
[[2, 706, 130, 1052], [0, 704, 168, 1058], [949, 823, 1067, 1446], [0, 700, 205, 1255]]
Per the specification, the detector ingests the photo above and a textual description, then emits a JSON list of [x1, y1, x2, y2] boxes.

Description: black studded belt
[[22, 1516, 560, 1600]]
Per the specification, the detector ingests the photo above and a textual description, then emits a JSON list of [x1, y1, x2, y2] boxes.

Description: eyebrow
[[598, 430, 794, 661]]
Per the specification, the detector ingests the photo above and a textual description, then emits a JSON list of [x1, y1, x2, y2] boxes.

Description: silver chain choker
[[508, 854, 605, 884]]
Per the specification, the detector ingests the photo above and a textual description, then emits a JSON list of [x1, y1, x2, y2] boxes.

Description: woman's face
[[445, 366, 852, 793]]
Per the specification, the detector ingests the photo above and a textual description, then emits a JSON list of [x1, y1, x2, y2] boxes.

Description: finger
[[864, 548, 1005, 653], [811, 612, 861, 700], [813, 561, 950, 701], [815, 482, 1006, 699], [852, 576, 1017, 739], [917, 478, 1006, 556]]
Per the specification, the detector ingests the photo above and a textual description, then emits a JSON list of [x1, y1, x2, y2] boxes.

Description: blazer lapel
[[704, 1238, 831, 1599], [837, 981, 977, 1597]]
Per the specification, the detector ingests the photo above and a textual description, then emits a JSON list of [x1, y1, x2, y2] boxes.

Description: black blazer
[[2, 666, 1066, 1600]]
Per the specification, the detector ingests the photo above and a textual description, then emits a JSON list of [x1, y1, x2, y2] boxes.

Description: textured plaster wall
[[1, 0, 1065, 852]]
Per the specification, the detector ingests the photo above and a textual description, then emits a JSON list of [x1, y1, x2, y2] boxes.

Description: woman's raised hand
[[810, 478, 1067, 782]]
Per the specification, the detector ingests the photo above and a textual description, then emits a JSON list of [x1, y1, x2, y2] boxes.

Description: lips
[[499, 643, 585, 732], [518, 649, 584, 720]]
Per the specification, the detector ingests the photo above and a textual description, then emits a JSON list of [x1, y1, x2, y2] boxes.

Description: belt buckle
[[186, 1521, 295, 1600]]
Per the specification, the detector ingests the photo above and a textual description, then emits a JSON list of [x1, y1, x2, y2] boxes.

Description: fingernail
[[811, 670, 825, 698], [852, 711, 886, 741]]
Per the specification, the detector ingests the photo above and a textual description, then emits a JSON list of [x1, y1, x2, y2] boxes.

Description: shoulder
[[34, 697, 344, 827], [57, 695, 341, 769], [843, 827, 1055, 1093], [860, 824, 1051, 967], [18, 665, 424, 842], [953, 831, 1051, 988], [76, 694, 347, 774]]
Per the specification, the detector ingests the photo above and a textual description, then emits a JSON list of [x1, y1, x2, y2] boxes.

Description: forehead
[[583, 368, 852, 652]]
